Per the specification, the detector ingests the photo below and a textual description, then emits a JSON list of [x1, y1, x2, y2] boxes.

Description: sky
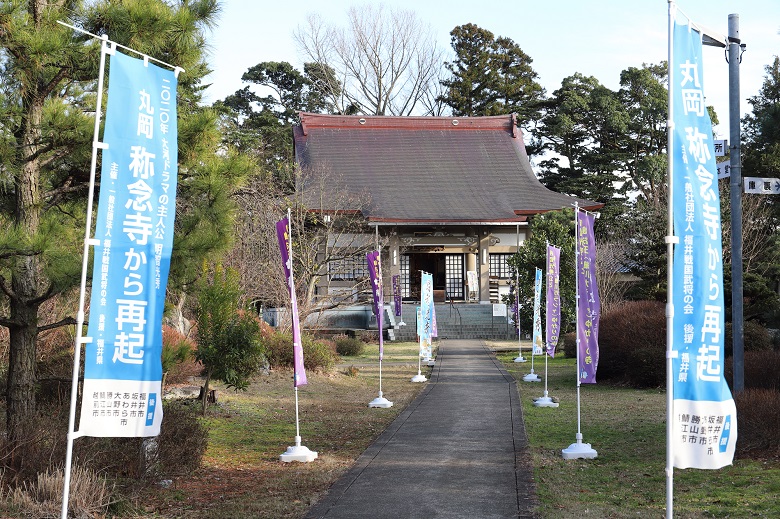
[[202, 0, 780, 141]]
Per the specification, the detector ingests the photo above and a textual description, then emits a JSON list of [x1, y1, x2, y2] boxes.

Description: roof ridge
[[299, 112, 519, 137]]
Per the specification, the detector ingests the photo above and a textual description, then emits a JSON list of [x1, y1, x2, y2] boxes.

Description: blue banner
[[671, 18, 736, 469], [532, 268, 543, 355], [419, 273, 434, 358], [80, 51, 178, 437]]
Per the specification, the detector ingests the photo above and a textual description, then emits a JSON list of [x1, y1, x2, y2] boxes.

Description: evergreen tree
[[537, 73, 627, 203], [507, 209, 576, 336], [738, 56, 780, 325], [0, 0, 251, 448], [194, 264, 265, 415], [440, 24, 545, 132], [216, 61, 336, 177]]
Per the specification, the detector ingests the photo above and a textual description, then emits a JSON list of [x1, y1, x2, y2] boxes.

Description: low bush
[[335, 336, 365, 356], [596, 300, 666, 388], [263, 331, 338, 372], [725, 350, 780, 391], [734, 388, 780, 457], [724, 320, 772, 357], [562, 332, 576, 358], [358, 330, 380, 344], [162, 324, 197, 386]]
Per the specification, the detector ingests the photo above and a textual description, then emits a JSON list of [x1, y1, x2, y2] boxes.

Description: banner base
[[513, 356, 527, 363], [523, 372, 541, 382], [411, 373, 427, 383], [533, 395, 559, 408], [280, 437, 318, 463], [562, 434, 597, 460], [369, 393, 393, 408]]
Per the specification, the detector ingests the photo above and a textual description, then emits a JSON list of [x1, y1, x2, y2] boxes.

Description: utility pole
[[728, 14, 744, 394]]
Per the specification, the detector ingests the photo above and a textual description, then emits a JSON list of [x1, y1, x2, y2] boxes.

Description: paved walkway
[[305, 339, 537, 519]]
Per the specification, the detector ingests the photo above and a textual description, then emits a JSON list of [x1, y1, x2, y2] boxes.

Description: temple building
[[293, 113, 600, 313]]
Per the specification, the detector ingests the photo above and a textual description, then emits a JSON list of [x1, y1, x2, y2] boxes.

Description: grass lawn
[[139, 339, 779, 518], [140, 341, 432, 518], [488, 340, 780, 519]]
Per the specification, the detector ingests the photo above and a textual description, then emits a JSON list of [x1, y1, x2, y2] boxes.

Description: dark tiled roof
[[293, 113, 601, 224]]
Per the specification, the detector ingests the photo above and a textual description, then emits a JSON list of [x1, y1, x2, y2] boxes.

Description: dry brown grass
[[134, 345, 429, 518], [1, 465, 117, 518]]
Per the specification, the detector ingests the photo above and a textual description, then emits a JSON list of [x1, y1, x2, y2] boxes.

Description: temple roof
[[293, 112, 601, 225]]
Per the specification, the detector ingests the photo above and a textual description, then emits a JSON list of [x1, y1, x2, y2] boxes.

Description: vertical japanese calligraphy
[[366, 250, 384, 360], [546, 245, 561, 357], [392, 274, 402, 317], [576, 210, 600, 384], [276, 216, 308, 387], [80, 52, 178, 437], [671, 18, 736, 469], [532, 268, 543, 355], [419, 273, 434, 359]]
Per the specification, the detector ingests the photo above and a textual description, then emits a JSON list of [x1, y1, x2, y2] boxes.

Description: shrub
[[562, 332, 576, 358], [162, 325, 196, 386], [75, 399, 208, 480], [734, 388, 780, 457], [724, 320, 772, 357], [358, 330, 380, 344], [194, 265, 266, 414], [725, 350, 780, 391], [335, 336, 365, 356], [597, 300, 666, 387], [263, 331, 338, 372]]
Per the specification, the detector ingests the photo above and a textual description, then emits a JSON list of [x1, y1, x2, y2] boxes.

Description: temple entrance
[[401, 252, 465, 301]]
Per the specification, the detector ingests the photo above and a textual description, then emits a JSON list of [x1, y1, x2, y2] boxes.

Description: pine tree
[[0, 0, 252, 450], [440, 24, 545, 131]]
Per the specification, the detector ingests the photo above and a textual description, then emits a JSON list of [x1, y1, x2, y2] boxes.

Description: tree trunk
[[6, 299, 39, 448], [200, 369, 212, 416], [7, 64, 45, 447]]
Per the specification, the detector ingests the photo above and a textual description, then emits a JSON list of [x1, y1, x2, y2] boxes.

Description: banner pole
[[523, 268, 541, 382], [562, 203, 596, 458], [514, 224, 526, 363], [279, 207, 317, 462], [535, 242, 558, 407], [369, 229, 393, 407], [61, 34, 110, 519], [666, 2, 677, 516], [575, 207, 582, 436], [290, 207, 301, 446]]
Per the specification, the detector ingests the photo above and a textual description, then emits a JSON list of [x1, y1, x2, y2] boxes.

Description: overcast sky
[[202, 0, 780, 140]]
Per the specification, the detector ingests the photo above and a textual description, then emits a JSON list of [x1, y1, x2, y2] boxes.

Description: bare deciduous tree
[[595, 240, 636, 314], [225, 165, 384, 329], [294, 5, 443, 116]]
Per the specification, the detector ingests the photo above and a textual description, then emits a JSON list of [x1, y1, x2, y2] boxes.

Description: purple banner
[[366, 250, 384, 360], [546, 244, 561, 357], [576, 210, 600, 383], [392, 274, 402, 317], [276, 217, 307, 387]]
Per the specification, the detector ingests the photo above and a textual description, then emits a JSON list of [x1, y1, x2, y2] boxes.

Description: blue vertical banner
[[80, 51, 178, 437], [532, 268, 543, 355], [671, 18, 736, 469], [419, 272, 434, 359]]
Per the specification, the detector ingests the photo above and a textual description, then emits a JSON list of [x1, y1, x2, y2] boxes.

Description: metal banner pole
[[665, 3, 677, 514], [514, 223, 526, 363], [61, 34, 111, 519]]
